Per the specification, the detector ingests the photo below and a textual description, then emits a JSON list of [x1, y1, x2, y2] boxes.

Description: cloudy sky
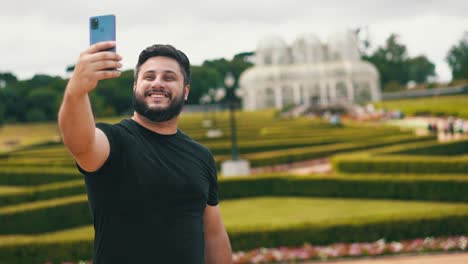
[[0, 0, 467, 82]]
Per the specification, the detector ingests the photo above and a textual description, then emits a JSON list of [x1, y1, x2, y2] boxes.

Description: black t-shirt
[[78, 119, 219, 264]]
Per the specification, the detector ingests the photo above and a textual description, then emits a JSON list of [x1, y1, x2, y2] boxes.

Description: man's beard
[[132, 90, 185, 122]]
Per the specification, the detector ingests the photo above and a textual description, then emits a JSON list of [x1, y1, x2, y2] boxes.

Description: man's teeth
[[148, 93, 168, 98]]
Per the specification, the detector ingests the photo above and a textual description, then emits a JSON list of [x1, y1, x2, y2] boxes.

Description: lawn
[[2, 196, 467, 247], [375, 95, 468, 118], [220, 197, 468, 232]]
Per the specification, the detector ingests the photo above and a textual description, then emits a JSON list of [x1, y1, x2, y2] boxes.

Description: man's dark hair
[[135, 44, 191, 85]]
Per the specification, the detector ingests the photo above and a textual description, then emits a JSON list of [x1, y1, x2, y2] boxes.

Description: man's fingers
[[91, 61, 123, 71], [95, 70, 121, 80], [86, 41, 117, 54], [88, 51, 122, 63]]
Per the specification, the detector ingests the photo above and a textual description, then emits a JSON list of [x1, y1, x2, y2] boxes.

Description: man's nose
[[150, 76, 165, 88]]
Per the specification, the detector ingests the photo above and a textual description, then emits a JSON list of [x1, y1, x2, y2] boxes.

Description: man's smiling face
[[133, 56, 189, 122]]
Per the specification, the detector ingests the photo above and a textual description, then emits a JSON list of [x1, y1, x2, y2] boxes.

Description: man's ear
[[133, 81, 137, 92], [184, 84, 190, 101]]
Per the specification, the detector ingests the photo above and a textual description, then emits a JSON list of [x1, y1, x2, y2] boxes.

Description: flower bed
[[42, 236, 467, 264], [231, 236, 467, 264]]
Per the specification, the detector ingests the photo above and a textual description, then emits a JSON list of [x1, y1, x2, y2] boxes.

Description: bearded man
[[58, 42, 232, 264]]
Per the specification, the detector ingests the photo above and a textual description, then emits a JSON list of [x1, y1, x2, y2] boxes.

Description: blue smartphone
[[89, 14, 116, 52]]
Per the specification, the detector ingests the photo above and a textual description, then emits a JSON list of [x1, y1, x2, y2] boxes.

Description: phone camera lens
[[91, 18, 99, 30]]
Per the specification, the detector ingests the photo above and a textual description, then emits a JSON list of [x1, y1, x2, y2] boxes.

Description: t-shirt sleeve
[[76, 122, 121, 177], [207, 154, 219, 206]]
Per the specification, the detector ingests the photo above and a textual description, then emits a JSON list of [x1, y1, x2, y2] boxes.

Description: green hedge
[[333, 155, 468, 174], [0, 169, 79, 186], [0, 200, 91, 235], [229, 215, 468, 250], [389, 139, 468, 156], [219, 175, 468, 203], [0, 241, 93, 264], [1, 215, 467, 263], [0, 181, 85, 207], [374, 94, 468, 118], [4, 174, 468, 234], [332, 139, 468, 174], [217, 135, 435, 168], [206, 129, 410, 155]]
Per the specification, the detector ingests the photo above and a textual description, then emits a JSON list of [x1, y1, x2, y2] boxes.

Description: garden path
[[308, 252, 468, 264]]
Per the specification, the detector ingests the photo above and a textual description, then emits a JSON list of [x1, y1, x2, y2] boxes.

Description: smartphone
[[89, 14, 116, 52]]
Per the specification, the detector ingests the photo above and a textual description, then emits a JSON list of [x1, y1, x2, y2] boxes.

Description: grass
[[375, 95, 468, 118], [0, 122, 61, 153], [0, 186, 29, 196], [0, 179, 84, 196], [0, 194, 87, 215], [2, 196, 468, 247], [0, 225, 94, 246], [0, 107, 466, 258], [220, 197, 468, 232]]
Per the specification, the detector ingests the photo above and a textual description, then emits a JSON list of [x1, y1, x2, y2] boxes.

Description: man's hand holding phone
[[66, 14, 120, 98], [67, 42, 122, 97]]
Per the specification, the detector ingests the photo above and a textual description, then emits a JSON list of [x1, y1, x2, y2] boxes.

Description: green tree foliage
[[363, 34, 409, 90], [189, 66, 222, 104], [446, 32, 468, 80], [1, 75, 66, 123], [0, 51, 254, 123], [407, 56, 436, 84], [94, 70, 134, 116], [199, 52, 254, 103], [361, 33, 436, 92]]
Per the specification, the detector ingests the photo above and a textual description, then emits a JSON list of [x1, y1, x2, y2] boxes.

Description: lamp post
[[204, 88, 225, 138], [208, 88, 226, 129], [221, 72, 250, 177], [199, 94, 212, 128], [224, 72, 240, 160]]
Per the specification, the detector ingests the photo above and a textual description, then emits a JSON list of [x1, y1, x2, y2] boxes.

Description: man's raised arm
[[58, 41, 122, 172]]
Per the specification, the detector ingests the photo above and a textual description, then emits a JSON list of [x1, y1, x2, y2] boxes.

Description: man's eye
[[165, 76, 175, 81], [144, 76, 154, 80]]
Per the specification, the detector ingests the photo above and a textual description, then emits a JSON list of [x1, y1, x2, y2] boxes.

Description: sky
[[0, 0, 467, 82]]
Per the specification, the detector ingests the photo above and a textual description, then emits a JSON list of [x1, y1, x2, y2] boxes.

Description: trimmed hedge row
[[374, 94, 468, 118], [0, 169, 79, 186], [0, 156, 75, 167], [332, 139, 468, 174], [229, 215, 468, 251], [389, 139, 468, 156], [4, 173, 468, 234], [217, 135, 435, 168], [333, 155, 468, 174], [0, 180, 85, 207], [0, 199, 90, 235], [218, 175, 468, 202], [0, 134, 433, 169], [3, 170, 468, 209], [0, 240, 93, 264], [1, 214, 468, 263]]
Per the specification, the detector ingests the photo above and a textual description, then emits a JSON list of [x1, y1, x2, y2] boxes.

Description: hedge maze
[[1, 111, 467, 263]]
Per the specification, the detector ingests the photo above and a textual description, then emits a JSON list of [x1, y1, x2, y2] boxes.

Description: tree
[[0, 52, 255, 123], [189, 66, 222, 105], [190, 52, 254, 104], [363, 34, 409, 90], [0, 89, 5, 127], [363, 33, 436, 91], [446, 32, 468, 80], [407, 55, 436, 84], [95, 69, 134, 116]]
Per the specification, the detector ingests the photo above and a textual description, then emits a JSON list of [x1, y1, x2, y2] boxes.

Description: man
[[58, 42, 232, 264]]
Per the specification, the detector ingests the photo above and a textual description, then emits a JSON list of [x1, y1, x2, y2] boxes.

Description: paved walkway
[[250, 158, 332, 175], [306, 252, 468, 264]]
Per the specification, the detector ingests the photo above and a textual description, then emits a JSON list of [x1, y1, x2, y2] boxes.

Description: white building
[[239, 31, 381, 110]]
